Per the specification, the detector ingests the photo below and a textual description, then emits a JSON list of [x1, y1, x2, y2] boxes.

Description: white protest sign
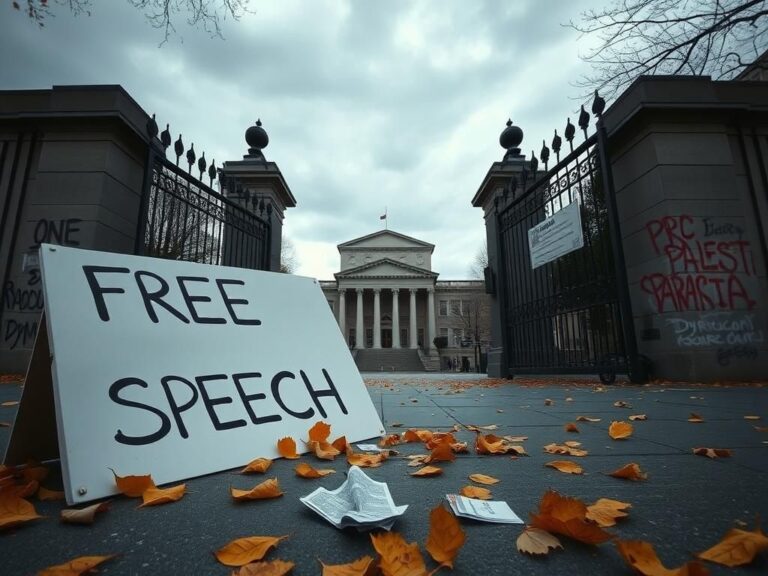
[[527, 200, 584, 269], [6, 244, 384, 504]]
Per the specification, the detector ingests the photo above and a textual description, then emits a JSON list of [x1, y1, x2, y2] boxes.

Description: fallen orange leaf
[[1, 401, 19, 407], [743, 415, 760, 420], [331, 436, 348, 453], [564, 441, 581, 448], [564, 423, 579, 433], [308, 421, 332, 443], [460, 485, 492, 500], [233, 559, 295, 575], [609, 421, 633, 440], [629, 414, 647, 421], [614, 401, 632, 408], [688, 413, 705, 423], [37, 555, 115, 576], [305, 440, 341, 461], [544, 399, 553, 406], [543, 443, 588, 457], [277, 437, 300, 459], [1, 479, 39, 499], [140, 483, 186, 507], [0, 494, 41, 530], [21, 465, 48, 482], [426, 442, 455, 463], [378, 434, 401, 447], [451, 442, 469, 453], [215, 536, 289, 567], [370, 531, 427, 576], [617, 540, 709, 575], [529, 490, 613, 545], [231, 478, 284, 501], [346, 446, 388, 468], [111, 470, 155, 497], [697, 521, 768, 567], [37, 487, 65, 501], [241, 458, 272, 474], [407, 455, 430, 467], [586, 499, 631, 527], [319, 556, 374, 576], [426, 503, 465, 569], [693, 447, 732, 459], [295, 463, 335, 478], [576, 416, 601, 422], [468, 473, 499, 485], [609, 463, 647, 481], [425, 432, 457, 450], [516, 527, 563, 556], [60, 502, 110, 525], [545, 460, 583, 474], [410, 466, 443, 477], [402, 429, 433, 443]]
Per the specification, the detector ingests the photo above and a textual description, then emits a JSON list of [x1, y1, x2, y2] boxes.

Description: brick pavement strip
[[0, 374, 767, 574]]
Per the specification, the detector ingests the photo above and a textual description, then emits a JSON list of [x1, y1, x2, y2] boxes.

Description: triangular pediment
[[335, 258, 438, 279], [338, 229, 434, 251]]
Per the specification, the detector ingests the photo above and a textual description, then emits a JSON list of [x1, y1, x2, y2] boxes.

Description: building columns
[[355, 288, 364, 349], [427, 287, 436, 352], [338, 289, 346, 339], [391, 289, 400, 348], [373, 288, 382, 349], [409, 288, 418, 349]]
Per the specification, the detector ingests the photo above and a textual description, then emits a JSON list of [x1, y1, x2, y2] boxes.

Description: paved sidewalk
[[1, 375, 767, 574]]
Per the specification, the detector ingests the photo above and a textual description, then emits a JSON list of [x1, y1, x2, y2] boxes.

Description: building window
[[348, 328, 356, 348], [462, 300, 472, 315], [417, 328, 424, 347], [401, 328, 408, 346], [439, 300, 448, 316], [453, 329, 464, 347]]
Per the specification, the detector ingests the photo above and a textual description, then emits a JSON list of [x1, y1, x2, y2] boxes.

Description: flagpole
[[385, 206, 388, 230]]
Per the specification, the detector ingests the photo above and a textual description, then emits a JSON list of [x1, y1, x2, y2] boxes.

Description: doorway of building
[[382, 329, 392, 348]]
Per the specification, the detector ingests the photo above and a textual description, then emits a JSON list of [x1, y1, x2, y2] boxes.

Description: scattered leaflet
[[356, 444, 385, 452], [445, 494, 524, 524], [300, 466, 408, 531]]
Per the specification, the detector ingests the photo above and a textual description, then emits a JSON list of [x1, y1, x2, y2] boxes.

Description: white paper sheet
[[446, 494, 524, 524]]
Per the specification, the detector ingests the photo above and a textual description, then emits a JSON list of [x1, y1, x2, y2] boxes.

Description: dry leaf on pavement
[[111, 470, 155, 497], [233, 559, 294, 575], [614, 401, 631, 408], [693, 447, 732, 459], [277, 437, 300, 459], [231, 478, 284, 501], [544, 399, 553, 406], [37, 555, 115, 576], [629, 414, 647, 421], [586, 499, 631, 527], [410, 466, 443, 478], [543, 443, 588, 457], [688, 413, 705, 423], [516, 527, 563, 556], [609, 421, 633, 440], [426, 504, 466, 569], [460, 486, 492, 500], [331, 436, 347, 453], [529, 490, 613, 545], [469, 473, 499, 485], [564, 441, 581, 448], [295, 463, 335, 478], [308, 421, 332, 443], [60, 502, 110, 525], [0, 494, 42, 530], [140, 484, 186, 507], [697, 522, 768, 567], [743, 415, 760, 420], [407, 455, 430, 467], [609, 463, 647, 481], [241, 458, 272, 474], [576, 416, 601, 422], [378, 434, 401, 447], [370, 531, 427, 576], [319, 555, 374, 576], [616, 540, 709, 575], [346, 446, 388, 468], [215, 536, 289, 567], [305, 440, 341, 461], [545, 460, 583, 474], [564, 423, 579, 433]]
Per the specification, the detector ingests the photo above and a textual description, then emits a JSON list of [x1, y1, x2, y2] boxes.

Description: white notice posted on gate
[[527, 200, 584, 269]]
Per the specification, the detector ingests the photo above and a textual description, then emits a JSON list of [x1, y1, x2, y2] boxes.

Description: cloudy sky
[[1, 0, 603, 280]]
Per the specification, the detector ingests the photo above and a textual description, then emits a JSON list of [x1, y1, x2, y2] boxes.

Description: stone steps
[[354, 349, 426, 372]]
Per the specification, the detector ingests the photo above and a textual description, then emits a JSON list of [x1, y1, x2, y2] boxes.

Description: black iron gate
[[135, 116, 271, 271], [495, 96, 640, 381]]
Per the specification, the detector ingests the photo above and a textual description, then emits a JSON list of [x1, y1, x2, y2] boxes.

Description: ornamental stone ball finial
[[245, 119, 269, 160], [499, 119, 523, 161]]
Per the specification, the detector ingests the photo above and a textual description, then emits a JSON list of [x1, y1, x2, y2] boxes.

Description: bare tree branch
[[570, 0, 768, 100]]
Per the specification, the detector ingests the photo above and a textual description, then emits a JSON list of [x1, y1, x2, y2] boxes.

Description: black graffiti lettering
[[2, 281, 44, 312], [2, 319, 38, 350], [31, 218, 82, 249]]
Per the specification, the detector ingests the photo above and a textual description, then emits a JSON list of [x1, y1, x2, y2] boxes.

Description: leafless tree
[[10, 0, 249, 41], [570, 0, 768, 99], [468, 241, 488, 280], [280, 236, 298, 274]]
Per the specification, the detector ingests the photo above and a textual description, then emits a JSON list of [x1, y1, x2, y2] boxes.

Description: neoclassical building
[[320, 229, 490, 372]]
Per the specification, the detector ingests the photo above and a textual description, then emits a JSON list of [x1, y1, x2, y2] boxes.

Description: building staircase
[[354, 349, 426, 372]]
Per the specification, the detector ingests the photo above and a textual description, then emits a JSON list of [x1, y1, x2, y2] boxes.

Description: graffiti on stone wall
[[640, 215, 757, 313], [665, 313, 764, 366], [1, 218, 81, 349]]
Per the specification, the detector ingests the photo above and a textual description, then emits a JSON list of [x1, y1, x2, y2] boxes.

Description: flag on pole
[[380, 207, 388, 229]]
